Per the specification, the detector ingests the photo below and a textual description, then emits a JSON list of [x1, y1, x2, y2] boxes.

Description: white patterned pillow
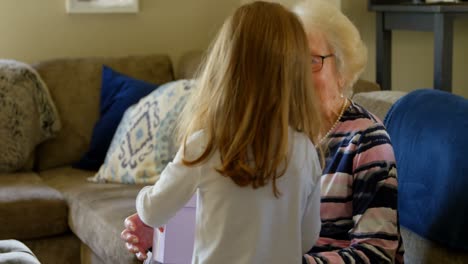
[[90, 79, 195, 184]]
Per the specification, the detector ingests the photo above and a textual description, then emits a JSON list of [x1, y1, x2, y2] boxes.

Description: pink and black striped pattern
[[304, 102, 404, 264]]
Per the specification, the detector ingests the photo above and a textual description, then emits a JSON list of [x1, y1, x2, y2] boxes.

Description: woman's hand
[[121, 213, 155, 261]]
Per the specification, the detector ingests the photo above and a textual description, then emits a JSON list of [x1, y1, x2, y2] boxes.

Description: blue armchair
[[354, 89, 468, 263]]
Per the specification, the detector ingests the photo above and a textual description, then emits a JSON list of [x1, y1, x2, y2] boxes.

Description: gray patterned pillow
[[0, 60, 61, 172], [90, 79, 195, 184]]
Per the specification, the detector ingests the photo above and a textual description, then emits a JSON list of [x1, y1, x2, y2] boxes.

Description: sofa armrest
[[401, 227, 468, 264]]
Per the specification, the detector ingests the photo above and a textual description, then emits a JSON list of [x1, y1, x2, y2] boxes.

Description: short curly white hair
[[292, 0, 367, 94]]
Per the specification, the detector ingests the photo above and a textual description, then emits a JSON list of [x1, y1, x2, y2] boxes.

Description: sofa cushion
[[40, 167, 143, 264], [74, 66, 159, 171], [91, 79, 195, 184], [352, 90, 406, 121], [34, 55, 174, 171], [0, 172, 68, 240], [401, 227, 468, 264]]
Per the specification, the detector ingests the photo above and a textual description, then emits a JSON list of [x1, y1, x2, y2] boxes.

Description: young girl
[[122, 1, 323, 263]]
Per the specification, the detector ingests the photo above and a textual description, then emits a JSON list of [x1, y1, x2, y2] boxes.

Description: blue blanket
[[384, 89, 468, 251]]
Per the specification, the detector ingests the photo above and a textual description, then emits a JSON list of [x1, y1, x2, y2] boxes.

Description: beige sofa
[[3, 51, 464, 264], [0, 52, 383, 264], [0, 54, 179, 264]]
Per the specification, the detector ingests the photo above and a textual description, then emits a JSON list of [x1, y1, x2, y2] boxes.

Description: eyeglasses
[[311, 54, 334, 72]]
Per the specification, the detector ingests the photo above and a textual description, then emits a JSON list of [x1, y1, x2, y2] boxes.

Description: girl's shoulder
[[288, 127, 320, 164], [288, 127, 314, 148], [181, 130, 209, 160]]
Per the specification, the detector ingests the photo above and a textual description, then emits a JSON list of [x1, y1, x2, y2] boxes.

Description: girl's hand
[[121, 213, 156, 261]]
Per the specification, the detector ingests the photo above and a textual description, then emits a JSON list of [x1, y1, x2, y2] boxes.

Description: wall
[[260, 0, 467, 98], [1, 0, 466, 98], [342, 0, 468, 98], [0, 0, 239, 72]]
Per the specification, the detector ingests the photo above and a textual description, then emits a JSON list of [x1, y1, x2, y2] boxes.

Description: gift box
[[152, 194, 197, 264]]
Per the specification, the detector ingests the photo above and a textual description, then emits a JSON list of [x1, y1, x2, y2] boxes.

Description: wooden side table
[[369, 3, 468, 92]]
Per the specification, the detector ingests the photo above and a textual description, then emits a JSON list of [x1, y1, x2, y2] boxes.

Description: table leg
[[376, 12, 392, 90], [433, 13, 453, 92]]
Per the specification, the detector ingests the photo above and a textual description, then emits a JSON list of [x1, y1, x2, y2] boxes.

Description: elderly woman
[[293, 1, 404, 263], [122, 1, 404, 263]]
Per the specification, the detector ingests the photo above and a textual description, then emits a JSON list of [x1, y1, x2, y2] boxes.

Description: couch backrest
[[33, 54, 174, 171], [352, 90, 407, 121], [176, 50, 204, 80], [176, 50, 382, 96]]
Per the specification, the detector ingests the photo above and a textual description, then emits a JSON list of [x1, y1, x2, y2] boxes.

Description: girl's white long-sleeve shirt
[[136, 129, 322, 264]]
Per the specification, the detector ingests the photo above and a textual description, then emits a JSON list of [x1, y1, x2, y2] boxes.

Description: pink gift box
[[152, 195, 197, 264]]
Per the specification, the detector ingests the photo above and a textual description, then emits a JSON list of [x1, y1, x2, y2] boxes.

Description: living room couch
[[0, 54, 178, 264], [1, 52, 466, 264]]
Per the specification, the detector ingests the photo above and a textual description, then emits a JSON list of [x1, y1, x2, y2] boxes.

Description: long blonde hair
[[177, 1, 322, 197]]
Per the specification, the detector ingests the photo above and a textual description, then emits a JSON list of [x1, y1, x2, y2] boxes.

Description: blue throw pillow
[[73, 65, 159, 171]]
